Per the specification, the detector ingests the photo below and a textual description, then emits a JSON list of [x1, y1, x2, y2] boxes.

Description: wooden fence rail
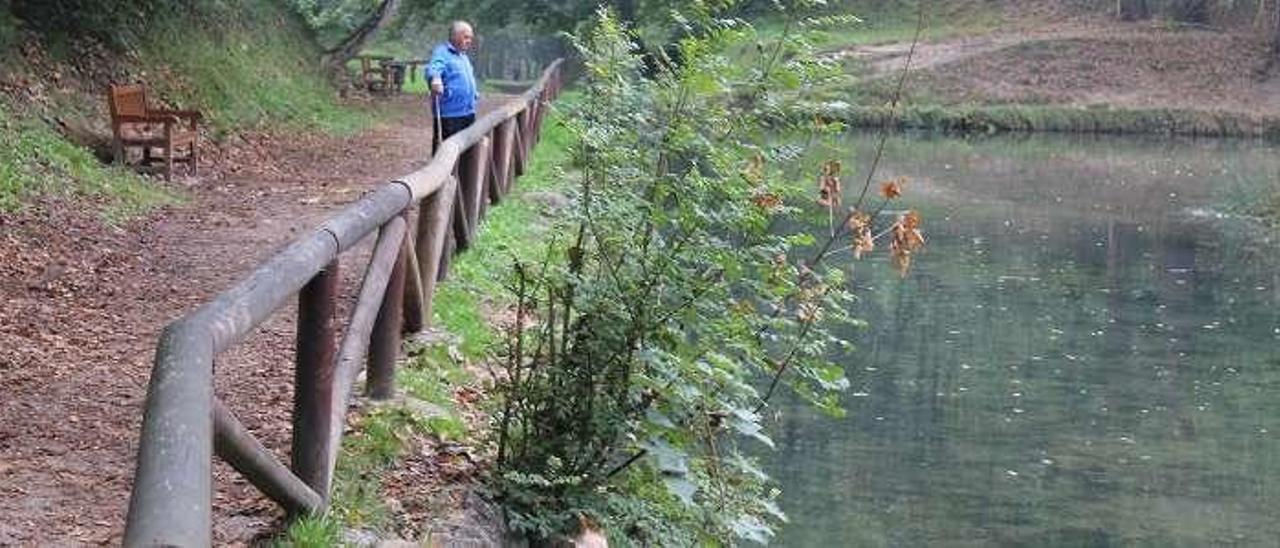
[[123, 59, 564, 547]]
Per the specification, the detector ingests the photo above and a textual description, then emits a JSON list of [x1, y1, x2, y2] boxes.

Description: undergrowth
[[0, 103, 173, 217], [281, 379, 467, 545], [137, 0, 373, 135], [432, 99, 576, 359]]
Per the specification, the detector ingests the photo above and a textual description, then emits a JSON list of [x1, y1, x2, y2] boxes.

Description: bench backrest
[[109, 85, 148, 119]]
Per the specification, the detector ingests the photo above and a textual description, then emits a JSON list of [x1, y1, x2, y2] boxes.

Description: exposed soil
[[839, 14, 1280, 117], [0, 94, 507, 545]]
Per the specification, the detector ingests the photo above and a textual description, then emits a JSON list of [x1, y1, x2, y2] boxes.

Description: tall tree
[[321, 0, 403, 76]]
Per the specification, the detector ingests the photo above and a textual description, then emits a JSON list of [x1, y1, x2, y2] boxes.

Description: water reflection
[[768, 132, 1280, 547]]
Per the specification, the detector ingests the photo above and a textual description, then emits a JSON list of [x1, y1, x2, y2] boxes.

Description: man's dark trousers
[[432, 113, 476, 154]]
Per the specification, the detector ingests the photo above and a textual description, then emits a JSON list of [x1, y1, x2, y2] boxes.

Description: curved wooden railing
[[123, 59, 564, 546]]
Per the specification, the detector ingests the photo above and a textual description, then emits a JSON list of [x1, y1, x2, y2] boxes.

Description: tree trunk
[[323, 0, 403, 79]]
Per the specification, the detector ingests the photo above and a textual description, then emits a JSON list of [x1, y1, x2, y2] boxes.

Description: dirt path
[[0, 94, 504, 545], [837, 24, 1114, 78], [835, 17, 1280, 116]]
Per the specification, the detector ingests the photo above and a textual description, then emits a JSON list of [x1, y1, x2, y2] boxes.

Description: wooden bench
[[108, 84, 201, 181]]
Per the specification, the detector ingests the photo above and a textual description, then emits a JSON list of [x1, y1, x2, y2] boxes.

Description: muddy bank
[[802, 102, 1280, 140]]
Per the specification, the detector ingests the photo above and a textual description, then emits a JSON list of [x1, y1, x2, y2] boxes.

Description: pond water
[[767, 132, 1280, 547]]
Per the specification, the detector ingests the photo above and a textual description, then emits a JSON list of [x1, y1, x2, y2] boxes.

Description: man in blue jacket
[[427, 21, 479, 153]]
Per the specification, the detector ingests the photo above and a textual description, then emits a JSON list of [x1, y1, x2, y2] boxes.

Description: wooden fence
[[123, 59, 564, 546]]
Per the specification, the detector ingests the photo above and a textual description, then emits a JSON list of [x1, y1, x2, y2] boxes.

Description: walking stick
[[432, 93, 443, 155]]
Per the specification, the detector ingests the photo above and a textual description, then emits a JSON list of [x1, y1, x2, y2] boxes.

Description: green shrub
[[487, 5, 908, 544]]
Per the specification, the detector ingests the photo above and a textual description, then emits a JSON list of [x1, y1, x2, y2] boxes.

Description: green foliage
[[290, 0, 387, 46], [10, 0, 194, 51], [489, 4, 885, 544], [138, 0, 373, 134], [399, 343, 471, 440], [277, 514, 343, 547], [0, 104, 173, 217], [0, 9, 19, 53]]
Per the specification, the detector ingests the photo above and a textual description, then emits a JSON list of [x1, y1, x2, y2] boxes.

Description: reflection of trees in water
[[766, 133, 1280, 547]]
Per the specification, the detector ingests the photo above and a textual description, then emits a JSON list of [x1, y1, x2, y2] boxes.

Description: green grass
[[432, 96, 576, 359], [278, 403, 429, 545], [294, 351, 475, 542], [280, 400, 461, 545], [398, 342, 470, 442], [0, 104, 174, 217], [329, 405, 431, 536], [276, 514, 342, 547], [758, 2, 1005, 125], [139, 1, 374, 136], [402, 75, 430, 95]]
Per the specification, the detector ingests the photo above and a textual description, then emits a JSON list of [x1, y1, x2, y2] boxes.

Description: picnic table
[[357, 56, 427, 94], [381, 59, 426, 92]]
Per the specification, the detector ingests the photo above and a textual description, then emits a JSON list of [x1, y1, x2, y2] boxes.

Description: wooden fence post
[[292, 260, 339, 498], [451, 177, 472, 253], [438, 232, 456, 281], [534, 90, 548, 140], [512, 113, 527, 178], [458, 146, 480, 242], [215, 399, 322, 516], [459, 137, 491, 234], [531, 93, 544, 145], [415, 178, 458, 326], [480, 133, 496, 216], [401, 219, 426, 333], [505, 119, 518, 193], [367, 222, 407, 400], [488, 124, 509, 204]]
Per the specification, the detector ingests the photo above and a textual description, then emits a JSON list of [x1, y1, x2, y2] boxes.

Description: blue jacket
[[425, 43, 478, 118]]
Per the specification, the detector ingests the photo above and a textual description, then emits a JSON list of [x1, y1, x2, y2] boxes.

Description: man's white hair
[[449, 20, 472, 39]]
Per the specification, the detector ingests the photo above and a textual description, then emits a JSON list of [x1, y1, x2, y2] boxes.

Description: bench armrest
[[115, 114, 180, 125]]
